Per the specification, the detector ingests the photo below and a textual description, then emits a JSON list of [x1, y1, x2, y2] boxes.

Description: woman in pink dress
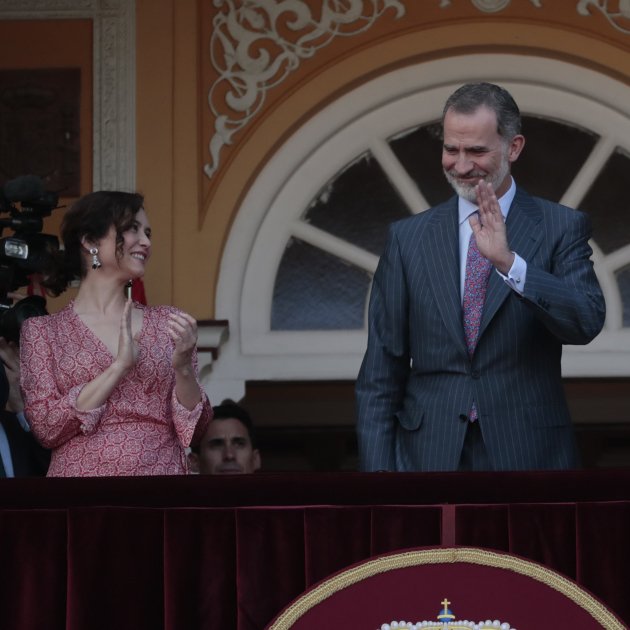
[[19, 191, 212, 476]]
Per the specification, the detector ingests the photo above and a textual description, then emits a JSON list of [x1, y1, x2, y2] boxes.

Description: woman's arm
[[167, 310, 212, 448], [20, 299, 140, 448], [168, 311, 203, 410], [20, 317, 103, 448], [74, 298, 137, 411]]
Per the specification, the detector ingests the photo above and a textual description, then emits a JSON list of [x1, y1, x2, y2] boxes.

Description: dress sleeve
[[20, 317, 107, 449], [170, 345, 212, 449]]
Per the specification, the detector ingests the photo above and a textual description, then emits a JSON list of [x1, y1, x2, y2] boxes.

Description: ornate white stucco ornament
[[439, 0, 542, 10], [578, 0, 630, 32], [204, 0, 405, 180]]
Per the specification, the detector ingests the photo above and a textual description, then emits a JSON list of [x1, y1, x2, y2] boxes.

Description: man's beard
[[443, 150, 511, 202]]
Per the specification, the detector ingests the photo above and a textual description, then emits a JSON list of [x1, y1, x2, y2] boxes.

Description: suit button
[[471, 370, 480, 379]]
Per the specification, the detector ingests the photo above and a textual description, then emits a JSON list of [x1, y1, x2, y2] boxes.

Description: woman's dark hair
[[43, 191, 144, 295]]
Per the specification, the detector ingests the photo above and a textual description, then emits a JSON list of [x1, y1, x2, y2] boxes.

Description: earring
[[89, 247, 102, 270]]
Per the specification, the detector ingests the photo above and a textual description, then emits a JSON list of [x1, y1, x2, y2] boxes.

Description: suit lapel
[[425, 198, 468, 356], [479, 187, 543, 337]]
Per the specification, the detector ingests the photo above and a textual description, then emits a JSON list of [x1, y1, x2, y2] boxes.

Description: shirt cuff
[[496, 252, 527, 295]]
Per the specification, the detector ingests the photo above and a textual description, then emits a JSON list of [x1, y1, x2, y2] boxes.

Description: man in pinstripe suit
[[356, 82, 606, 472]]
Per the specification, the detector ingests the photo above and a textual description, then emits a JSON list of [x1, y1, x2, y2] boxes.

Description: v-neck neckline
[[68, 301, 146, 360]]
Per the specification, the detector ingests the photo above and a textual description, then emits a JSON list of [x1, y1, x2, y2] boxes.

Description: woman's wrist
[[110, 358, 132, 378], [173, 362, 194, 378]]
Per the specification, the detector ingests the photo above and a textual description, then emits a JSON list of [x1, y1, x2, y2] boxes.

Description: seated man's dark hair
[[190, 399, 257, 453]]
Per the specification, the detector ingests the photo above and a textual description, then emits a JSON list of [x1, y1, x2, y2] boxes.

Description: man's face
[[190, 418, 261, 475], [442, 105, 524, 202]]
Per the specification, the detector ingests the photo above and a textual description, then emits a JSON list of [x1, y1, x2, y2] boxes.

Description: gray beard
[[443, 154, 511, 202], [443, 171, 480, 202]]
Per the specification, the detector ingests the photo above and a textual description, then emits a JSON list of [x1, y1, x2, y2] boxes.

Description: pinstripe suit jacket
[[356, 188, 606, 471]]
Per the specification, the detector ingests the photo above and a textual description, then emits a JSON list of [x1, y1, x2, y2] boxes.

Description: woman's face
[[96, 208, 152, 278]]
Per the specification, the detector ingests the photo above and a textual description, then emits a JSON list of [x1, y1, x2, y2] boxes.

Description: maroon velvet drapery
[[0, 470, 629, 630]]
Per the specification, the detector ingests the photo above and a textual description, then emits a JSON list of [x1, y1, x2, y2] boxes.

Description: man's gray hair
[[442, 82, 522, 140]]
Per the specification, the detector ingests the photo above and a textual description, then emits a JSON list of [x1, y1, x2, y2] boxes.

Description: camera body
[[0, 175, 61, 343]]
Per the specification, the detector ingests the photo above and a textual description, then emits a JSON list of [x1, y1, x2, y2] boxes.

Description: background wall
[[3, 0, 630, 469]]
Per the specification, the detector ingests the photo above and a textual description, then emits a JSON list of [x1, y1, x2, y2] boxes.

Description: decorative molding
[[204, 0, 405, 180], [578, 0, 630, 34], [439, 0, 542, 10], [0, 0, 95, 12], [0, 0, 136, 192], [438, 0, 630, 35]]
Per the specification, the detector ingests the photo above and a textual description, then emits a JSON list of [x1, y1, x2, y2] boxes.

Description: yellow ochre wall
[[136, 0, 630, 319], [3, 2, 630, 318]]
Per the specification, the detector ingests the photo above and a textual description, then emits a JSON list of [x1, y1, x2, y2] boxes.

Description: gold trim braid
[[268, 547, 626, 629]]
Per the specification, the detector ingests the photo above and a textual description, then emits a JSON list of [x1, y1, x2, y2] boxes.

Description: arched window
[[209, 55, 630, 400]]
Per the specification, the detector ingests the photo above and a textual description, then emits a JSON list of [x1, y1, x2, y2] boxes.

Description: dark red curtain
[[0, 471, 628, 629]]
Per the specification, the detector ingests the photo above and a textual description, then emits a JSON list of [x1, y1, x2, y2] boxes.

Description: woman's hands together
[[112, 302, 198, 375], [107, 302, 201, 411]]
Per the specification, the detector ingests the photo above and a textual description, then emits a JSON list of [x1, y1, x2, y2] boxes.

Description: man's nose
[[223, 445, 236, 460], [453, 152, 473, 173]]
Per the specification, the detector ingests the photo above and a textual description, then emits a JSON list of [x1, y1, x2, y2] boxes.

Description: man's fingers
[[469, 213, 482, 236]]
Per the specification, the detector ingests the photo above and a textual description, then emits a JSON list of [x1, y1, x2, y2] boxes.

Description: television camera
[[0, 174, 61, 343]]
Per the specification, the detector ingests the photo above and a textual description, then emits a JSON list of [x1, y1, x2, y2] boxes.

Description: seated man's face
[[190, 418, 261, 474]]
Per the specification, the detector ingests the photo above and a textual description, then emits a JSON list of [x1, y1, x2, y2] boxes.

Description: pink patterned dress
[[19, 302, 212, 477]]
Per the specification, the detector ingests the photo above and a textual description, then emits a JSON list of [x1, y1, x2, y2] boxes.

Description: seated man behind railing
[[189, 400, 261, 475]]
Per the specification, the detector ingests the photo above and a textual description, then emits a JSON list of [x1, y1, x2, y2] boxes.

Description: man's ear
[[508, 134, 525, 163], [252, 449, 261, 472], [188, 451, 200, 474]]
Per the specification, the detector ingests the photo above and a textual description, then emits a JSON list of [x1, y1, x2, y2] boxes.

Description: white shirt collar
[[458, 177, 516, 225]]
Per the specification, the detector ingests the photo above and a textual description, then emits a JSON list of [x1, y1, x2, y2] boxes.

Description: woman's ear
[[80, 235, 102, 270], [80, 235, 96, 251]]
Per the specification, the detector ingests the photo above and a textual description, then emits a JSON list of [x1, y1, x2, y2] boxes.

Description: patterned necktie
[[462, 224, 492, 421], [463, 227, 492, 355]]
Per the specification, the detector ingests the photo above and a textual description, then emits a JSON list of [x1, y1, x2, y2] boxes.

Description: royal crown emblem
[[378, 599, 515, 630]]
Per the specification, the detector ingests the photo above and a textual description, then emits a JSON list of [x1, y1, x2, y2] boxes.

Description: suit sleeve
[[521, 207, 606, 344], [356, 225, 410, 471]]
